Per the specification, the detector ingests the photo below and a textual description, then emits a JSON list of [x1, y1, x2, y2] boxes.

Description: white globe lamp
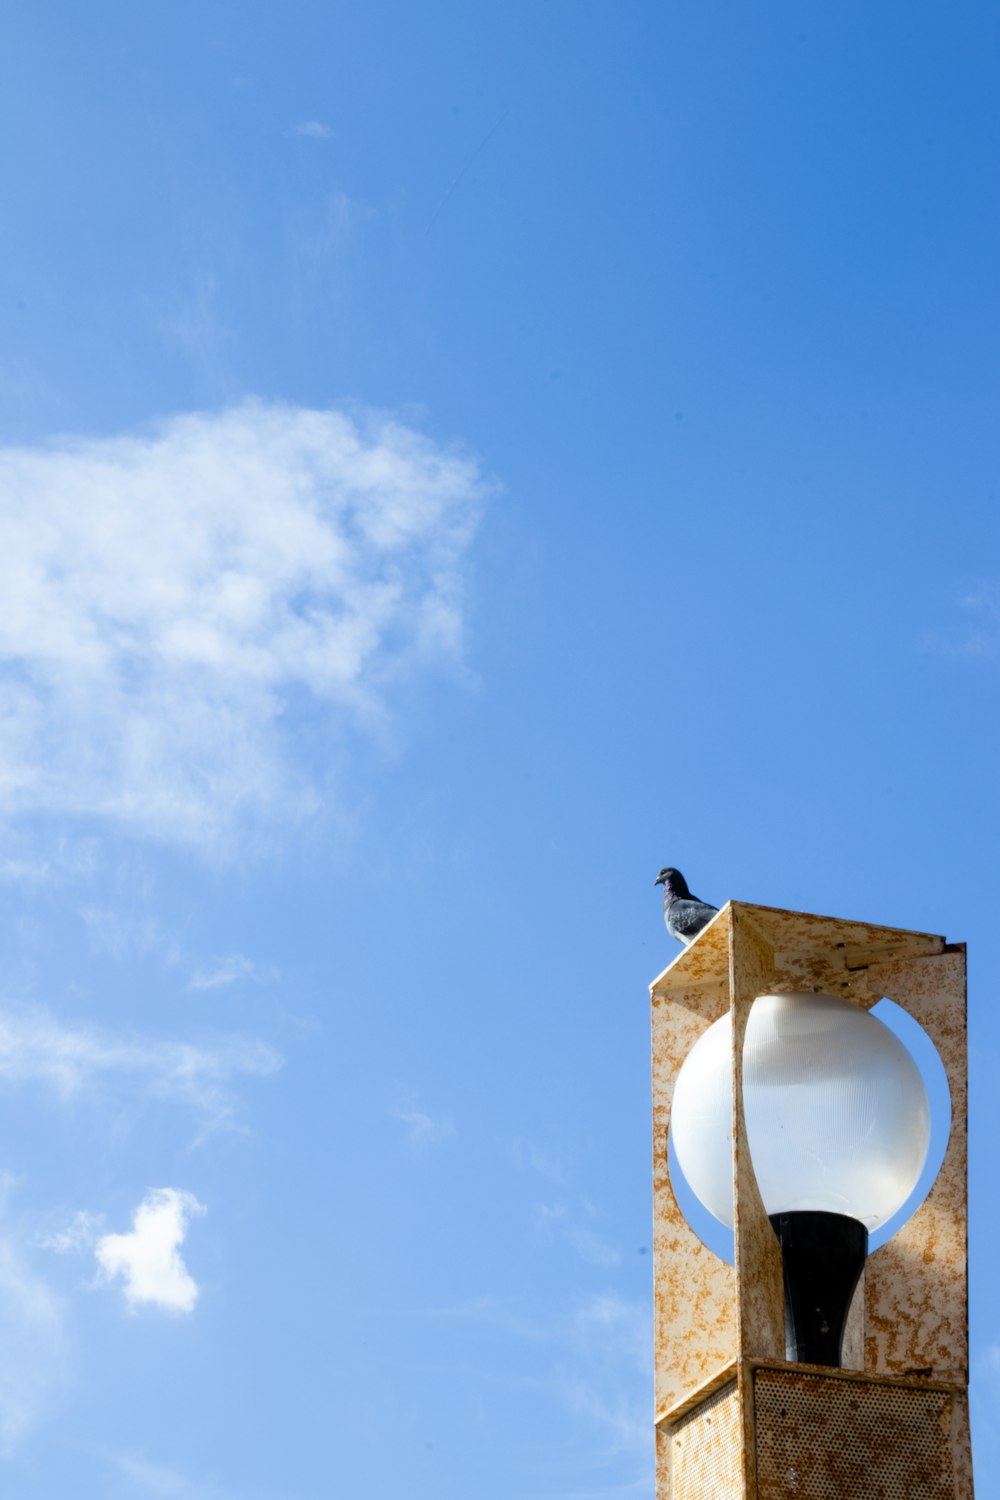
[[670, 991, 932, 1365]]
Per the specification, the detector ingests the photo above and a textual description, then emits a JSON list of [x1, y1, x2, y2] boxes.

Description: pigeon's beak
[[654, 873, 666, 887]]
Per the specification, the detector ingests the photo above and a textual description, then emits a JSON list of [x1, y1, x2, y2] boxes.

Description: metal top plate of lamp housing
[[650, 901, 972, 1500]]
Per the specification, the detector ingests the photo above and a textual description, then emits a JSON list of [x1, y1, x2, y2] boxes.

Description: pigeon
[[654, 866, 719, 946]]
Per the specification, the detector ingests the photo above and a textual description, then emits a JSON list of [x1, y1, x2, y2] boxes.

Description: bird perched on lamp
[[654, 867, 719, 946]]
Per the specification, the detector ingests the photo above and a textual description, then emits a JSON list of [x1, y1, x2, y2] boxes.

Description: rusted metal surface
[[864, 948, 968, 1385], [753, 1365, 955, 1498], [651, 937, 736, 1422], [952, 1392, 975, 1500], [667, 1379, 742, 1500], [651, 903, 973, 1499], [730, 907, 785, 1368], [729, 908, 785, 1500], [651, 901, 945, 1009], [840, 1269, 866, 1371]]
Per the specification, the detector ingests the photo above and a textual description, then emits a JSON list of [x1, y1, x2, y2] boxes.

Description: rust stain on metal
[[864, 947, 968, 1384], [651, 903, 973, 1498], [952, 1393, 976, 1500], [753, 1366, 954, 1498], [651, 934, 736, 1420], [667, 1379, 742, 1499], [730, 907, 785, 1367]]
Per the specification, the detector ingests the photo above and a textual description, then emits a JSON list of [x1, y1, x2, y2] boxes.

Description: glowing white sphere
[[670, 991, 930, 1230]]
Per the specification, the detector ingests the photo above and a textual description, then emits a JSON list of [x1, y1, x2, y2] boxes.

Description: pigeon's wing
[[666, 898, 720, 943]]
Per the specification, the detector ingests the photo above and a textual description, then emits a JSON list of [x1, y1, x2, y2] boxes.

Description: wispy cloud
[[154, 270, 232, 392], [109, 1449, 236, 1498], [0, 1003, 281, 1134], [108, 1449, 236, 1499], [924, 586, 1000, 658], [81, 904, 176, 963], [509, 1136, 568, 1185], [39, 1209, 105, 1255], [405, 1292, 547, 1342], [405, 1288, 652, 1491], [0, 401, 487, 856], [293, 120, 332, 140], [535, 1202, 621, 1268], [96, 1189, 204, 1314], [288, 192, 373, 302], [393, 1105, 453, 1147], [0, 1234, 66, 1451], [971, 1342, 1000, 1483], [188, 953, 278, 991], [0, 833, 99, 888], [952, 589, 1000, 655], [518, 1145, 621, 1267]]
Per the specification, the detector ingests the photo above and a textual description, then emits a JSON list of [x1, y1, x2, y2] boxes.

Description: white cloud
[[108, 1449, 235, 1498], [96, 1188, 205, 1313], [535, 1202, 621, 1268], [154, 270, 231, 390], [81, 904, 175, 963], [511, 1137, 567, 1184], [393, 1105, 453, 1147], [547, 1293, 651, 1485], [39, 1209, 105, 1255], [0, 1003, 281, 1134], [971, 1343, 1000, 1481], [0, 1235, 66, 1451], [407, 1293, 547, 1342], [923, 585, 1000, 658], [406, 1287, 652, 1487], [293, 120, 333, 139], [952, 589, 1000, 655], [0, 401, 486, 855], [570, 1292, 650, 1378], [188, 952, 278, 991], [0, 832, 99, 887]]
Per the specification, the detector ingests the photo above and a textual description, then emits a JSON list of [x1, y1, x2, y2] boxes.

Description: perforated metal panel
[[754, 1368, 953, 1499], [669, 1380, 741, 1500]]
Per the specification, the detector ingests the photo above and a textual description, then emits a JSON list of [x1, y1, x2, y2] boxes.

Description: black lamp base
[[768, 1211, 868, 1368]]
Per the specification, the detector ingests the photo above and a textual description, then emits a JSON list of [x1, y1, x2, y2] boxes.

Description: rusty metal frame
[[651, 901, 972, 1499]]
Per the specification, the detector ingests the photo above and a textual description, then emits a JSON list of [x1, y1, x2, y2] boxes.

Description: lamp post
[[651, 903, 973, 1499]]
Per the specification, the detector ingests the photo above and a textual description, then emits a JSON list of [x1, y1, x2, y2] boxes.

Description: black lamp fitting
[[768, 1210, 868, 1368]]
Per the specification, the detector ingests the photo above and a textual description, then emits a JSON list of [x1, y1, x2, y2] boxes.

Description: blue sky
[[0, 3, 998, 1496]]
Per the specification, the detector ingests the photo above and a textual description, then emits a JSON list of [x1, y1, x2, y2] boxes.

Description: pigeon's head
[[654, 866, 690, 897]]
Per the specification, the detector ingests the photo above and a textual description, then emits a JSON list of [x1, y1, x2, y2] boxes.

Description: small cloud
[[293, 120, 332, 139], [0, 856, 52, 886], [39, 1210, 105, 1255], [403, 1288, 651, 1482], [405, 1293, 547, 1342], [96, 1189, 205, 1314], [393, 1106, 453, 1147], [0, 1003, 282, 1136], [953, 590, 1000, 655], [188, 953, 278, 991], [535, 1200, 621, 1268], [572, 1293, 650, 1375], [569, 1227, 621, 1269], [81, 904, 175, 963], [154, 269, 231, 389], [0, 834, 100, 889], [108, 1449, 235, 1498], [0, 1234, 67, 1451], [924, 587, 1000, 658], [550, 1294, 653, 1470], [510, 1136, 567, 1184]]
